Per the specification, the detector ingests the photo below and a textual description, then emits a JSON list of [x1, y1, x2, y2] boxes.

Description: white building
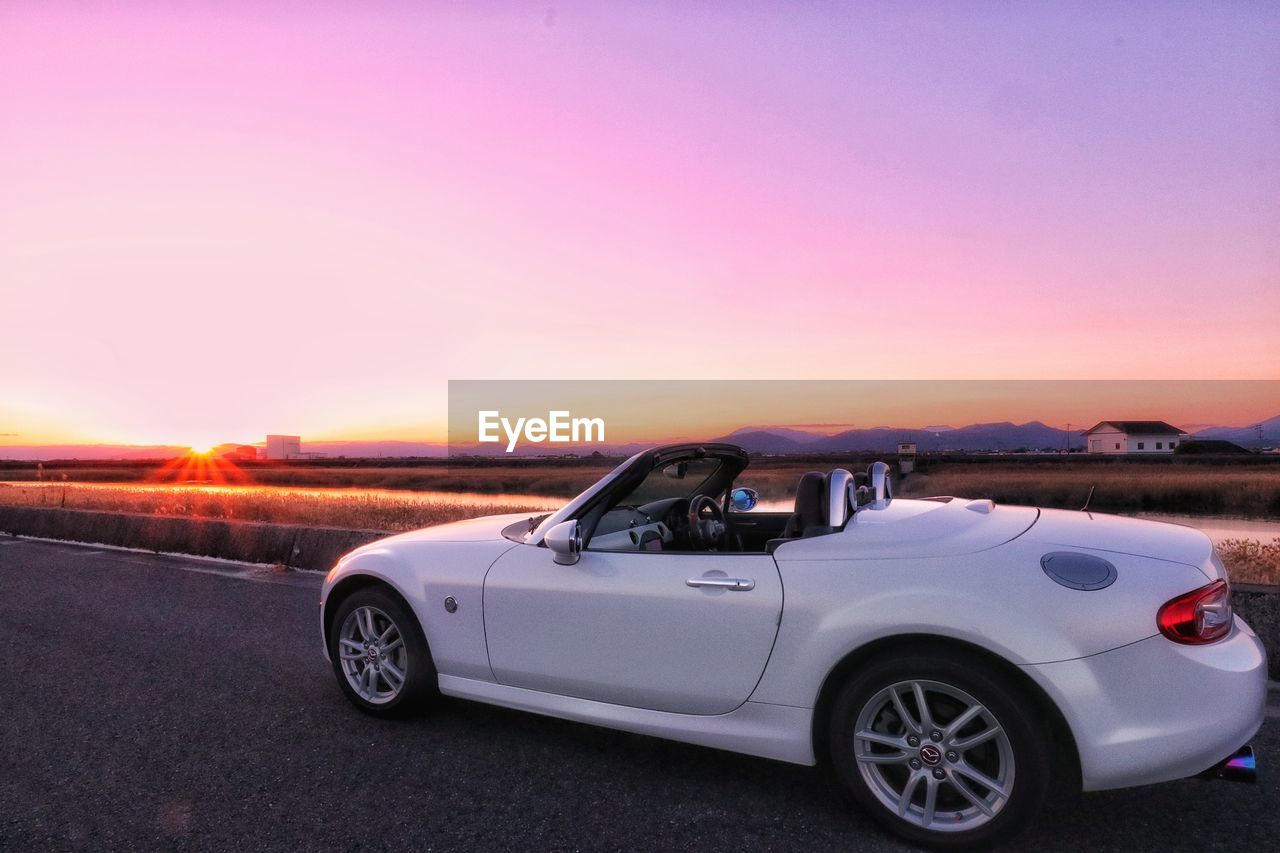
[[265, 434, 302, 460], [897, 442, 918, 474], [1084, 421, 1188, 455]]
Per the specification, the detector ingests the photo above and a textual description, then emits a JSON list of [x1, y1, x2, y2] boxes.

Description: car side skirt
[[437, 675, 816, 766]]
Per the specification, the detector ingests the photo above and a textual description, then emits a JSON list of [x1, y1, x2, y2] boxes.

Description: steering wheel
[[687, 494, 727, 550]]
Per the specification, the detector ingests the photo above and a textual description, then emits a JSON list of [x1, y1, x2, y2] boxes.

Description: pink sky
[[2, 3, 1277, 448]]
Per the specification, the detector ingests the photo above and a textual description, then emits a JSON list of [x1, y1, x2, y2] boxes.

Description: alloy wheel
[[852, 679, 1015, 832], [337, 605, 408, 705]]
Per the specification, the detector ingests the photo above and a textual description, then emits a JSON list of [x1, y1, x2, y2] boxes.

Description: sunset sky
[[2, 3, 1277, 449]]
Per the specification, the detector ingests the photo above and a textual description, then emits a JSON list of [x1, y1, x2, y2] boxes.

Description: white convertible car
[[320, 443, 1265, 848]]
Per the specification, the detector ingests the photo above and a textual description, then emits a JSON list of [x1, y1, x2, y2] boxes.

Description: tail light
[[1157, 579, 1233, 645]]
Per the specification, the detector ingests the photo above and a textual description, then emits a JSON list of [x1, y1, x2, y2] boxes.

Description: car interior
[[580, 446, 874, 555]]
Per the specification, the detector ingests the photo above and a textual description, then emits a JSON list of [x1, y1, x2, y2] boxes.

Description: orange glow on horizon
[[151, 451, 252, 485]]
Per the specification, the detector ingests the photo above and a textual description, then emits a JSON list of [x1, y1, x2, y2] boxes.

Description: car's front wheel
[[828, 649, 1051, 849], [328, 586, 435, 716]]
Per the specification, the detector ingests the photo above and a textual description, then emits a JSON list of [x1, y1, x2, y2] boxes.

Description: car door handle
[[686, 576, 755, 591]]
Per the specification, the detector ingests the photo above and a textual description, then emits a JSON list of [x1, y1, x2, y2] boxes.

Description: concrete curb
[[0, 505, 386, 571], [4, 535, 327, 587]]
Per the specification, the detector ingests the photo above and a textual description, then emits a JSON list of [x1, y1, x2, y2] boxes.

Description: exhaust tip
[[1198, 745, 1256, 784]]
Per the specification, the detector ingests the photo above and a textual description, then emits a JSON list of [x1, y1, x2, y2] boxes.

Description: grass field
[[0, 462, 612, 496], [2, 478, 1278, 584], [892, 464, 1280, 517], [4, 456, 1279, 516], [0, 483, 554, 532], [4, 455, 1279, 583], [1215, 538, 1280, 585]]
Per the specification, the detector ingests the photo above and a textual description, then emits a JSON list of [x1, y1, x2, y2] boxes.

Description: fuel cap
[[1040, 551, 1117, 591]]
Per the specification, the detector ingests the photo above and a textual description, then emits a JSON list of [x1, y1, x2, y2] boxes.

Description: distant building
[[1084, 421, 1188, 454], [265, 434, 302, 460], [1174, 439, 1251, 456], [214, 443, 259, 461], [897, 442, 917, 474]]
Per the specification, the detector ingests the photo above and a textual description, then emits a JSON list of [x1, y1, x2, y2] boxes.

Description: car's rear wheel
[[828, 649, 1050, 849], [328, 586, 435, 716]]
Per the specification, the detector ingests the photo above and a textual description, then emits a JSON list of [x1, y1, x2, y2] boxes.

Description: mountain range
[[714, 421, 1075, 454], [715, 414, 1280, 454], [1185, 414, 1280, 448]]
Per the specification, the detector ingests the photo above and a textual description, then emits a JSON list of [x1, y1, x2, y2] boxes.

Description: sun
[[150, 443, 250, 486]]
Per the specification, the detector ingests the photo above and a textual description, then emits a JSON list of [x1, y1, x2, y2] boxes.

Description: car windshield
[[611, 456, 723, 507]]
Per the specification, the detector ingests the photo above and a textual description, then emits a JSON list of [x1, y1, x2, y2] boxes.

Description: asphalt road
[[1, 537, 1275, 852]]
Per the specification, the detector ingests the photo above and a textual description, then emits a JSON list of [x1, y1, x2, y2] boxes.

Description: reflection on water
[[3, 481, 564, 511], [1128, 513, 1280, 544]]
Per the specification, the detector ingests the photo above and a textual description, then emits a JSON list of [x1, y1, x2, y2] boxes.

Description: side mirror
[[729, 487, 759, 512], [545, 519, 582, 565], [663, 462, 688, 480]]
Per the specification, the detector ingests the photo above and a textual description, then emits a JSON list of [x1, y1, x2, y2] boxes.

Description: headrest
[[793, 472, 826, 529], [825, 469, 854, 528]]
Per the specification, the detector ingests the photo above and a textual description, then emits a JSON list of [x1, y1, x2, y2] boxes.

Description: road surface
[[1, 537, 1274, 851]]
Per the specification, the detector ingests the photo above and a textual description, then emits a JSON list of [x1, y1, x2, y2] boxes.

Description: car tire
[[828, 648, 1051, 850], [328, 586, 436, 717]]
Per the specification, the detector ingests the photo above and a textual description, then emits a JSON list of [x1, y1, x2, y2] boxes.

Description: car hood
[[1023, 507, 1215, 568]]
